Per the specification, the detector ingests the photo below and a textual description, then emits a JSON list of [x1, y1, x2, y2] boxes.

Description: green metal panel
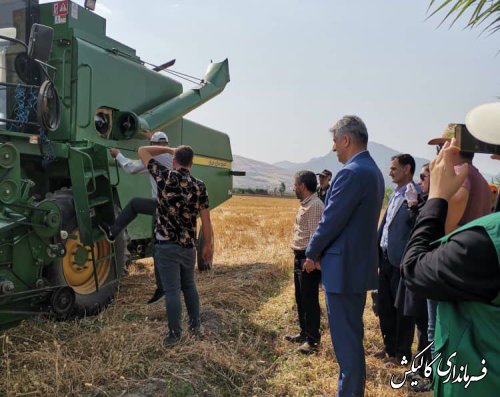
[[0, 228, 49, 329], [73, 38, 182, 140], [181, 119, 233, 161], [181, 119, 233, 209], [190, 164, 232, 210]]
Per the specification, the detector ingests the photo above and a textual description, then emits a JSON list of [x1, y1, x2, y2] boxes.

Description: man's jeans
[[154, 243, 200, 336]]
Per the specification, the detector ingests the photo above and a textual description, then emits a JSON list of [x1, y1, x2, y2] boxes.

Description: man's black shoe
[[284, 333, 307, 343], [298, 341, 319, 355], [147, 288, 164, 304], [189, 324, 205, 339], [373, 350, 389, 360], [98, 223, 115, 243], [163, 333, 180, 347], [410, 374, 433, 393]]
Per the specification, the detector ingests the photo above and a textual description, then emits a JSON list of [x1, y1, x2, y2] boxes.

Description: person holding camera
[[402, 138, 500, 396], [428, 124, 491, 234]]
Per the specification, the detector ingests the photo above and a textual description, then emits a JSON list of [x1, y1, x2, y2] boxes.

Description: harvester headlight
[[85, 0, 96, 11]]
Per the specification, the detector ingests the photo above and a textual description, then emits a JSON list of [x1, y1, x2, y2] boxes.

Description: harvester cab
[[0, 0, 235, 330]]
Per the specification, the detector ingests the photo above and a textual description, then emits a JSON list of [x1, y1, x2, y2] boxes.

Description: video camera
[[455, 124, 500, 155], [460, 102, 500, 155]]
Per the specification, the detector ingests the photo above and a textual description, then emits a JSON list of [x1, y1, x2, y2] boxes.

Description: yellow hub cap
[[62, 230, 111, 295]]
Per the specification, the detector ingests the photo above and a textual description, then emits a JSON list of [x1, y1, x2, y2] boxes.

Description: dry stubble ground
[[0, 196, 430, 397]]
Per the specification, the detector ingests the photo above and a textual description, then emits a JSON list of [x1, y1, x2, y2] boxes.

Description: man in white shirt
[[111, 131, 173, 197], [100, 131, 172, 304]]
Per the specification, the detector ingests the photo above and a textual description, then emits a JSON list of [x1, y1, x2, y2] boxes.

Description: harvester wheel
[[45, 191, 126, 315], [196, 224, 214, 272], [50, 287, 75, 319]]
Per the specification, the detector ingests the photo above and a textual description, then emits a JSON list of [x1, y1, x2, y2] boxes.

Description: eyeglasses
[[419, 173, 429, 181]]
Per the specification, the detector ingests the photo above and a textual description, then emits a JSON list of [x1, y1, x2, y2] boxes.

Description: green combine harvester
[[0, 0, 237, 329]]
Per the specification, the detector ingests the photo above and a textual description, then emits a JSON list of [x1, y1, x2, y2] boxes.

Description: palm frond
[[428, 0, 500, 34]]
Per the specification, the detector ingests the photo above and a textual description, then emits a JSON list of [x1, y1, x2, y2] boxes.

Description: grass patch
[[1, 197, 428, 396]]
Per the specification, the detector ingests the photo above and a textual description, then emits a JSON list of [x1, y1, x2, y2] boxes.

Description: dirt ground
[[0, 196, 430, 397]]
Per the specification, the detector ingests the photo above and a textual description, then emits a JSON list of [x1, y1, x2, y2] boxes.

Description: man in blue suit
[[304, 115, 384, 397]]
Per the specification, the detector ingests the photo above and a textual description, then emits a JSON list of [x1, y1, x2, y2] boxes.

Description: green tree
[[279, 182, 286, 195], [428, 1, 500, 34]]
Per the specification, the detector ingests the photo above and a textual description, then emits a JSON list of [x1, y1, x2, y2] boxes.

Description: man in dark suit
[[376, 154, 424, 362], [304, 115, 384, 397]]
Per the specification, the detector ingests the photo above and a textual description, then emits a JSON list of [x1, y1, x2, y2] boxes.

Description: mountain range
[[232, 142, 430, 191]]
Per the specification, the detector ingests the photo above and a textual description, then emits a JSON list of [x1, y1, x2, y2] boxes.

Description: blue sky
[[42, 0, 500, 174]]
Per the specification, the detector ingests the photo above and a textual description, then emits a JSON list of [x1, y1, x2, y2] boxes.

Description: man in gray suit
[[304, 115, 384, 397]]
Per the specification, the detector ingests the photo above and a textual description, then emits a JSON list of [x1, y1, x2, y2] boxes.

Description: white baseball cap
[[150, 131, 169, 143]]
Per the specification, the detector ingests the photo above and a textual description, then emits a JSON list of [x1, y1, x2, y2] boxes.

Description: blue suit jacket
[[306, 151, 384, 294], [377, 181, 422, 268]]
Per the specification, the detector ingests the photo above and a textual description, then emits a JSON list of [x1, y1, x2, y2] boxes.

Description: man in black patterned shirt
[[139, 144, 213, 346]]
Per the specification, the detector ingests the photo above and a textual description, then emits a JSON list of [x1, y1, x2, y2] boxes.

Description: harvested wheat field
[[1, 196, 430, 397]]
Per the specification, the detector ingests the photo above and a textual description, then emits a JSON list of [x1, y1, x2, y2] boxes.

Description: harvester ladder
[[68, 142, 118, 291]]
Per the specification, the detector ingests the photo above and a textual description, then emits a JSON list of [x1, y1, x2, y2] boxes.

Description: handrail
[[70, 147, 96, 194], [60, 48, 71, 107], [77, 64, 93, 127], [89, 244, 99, 292], [111, 159, 120, 187]]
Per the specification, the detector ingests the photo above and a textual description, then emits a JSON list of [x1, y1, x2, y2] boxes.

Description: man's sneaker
[[147, 288, 164, 304], [163, 333, 180, 347], [98, 223, 115, 243], [284, 333, 307, 343], [410, 374, 433, 393], [373, 350, 395, 360], [189, 324, 205, 339], [298, 341, 319, 355]]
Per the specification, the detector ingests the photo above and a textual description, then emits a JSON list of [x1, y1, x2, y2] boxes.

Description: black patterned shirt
[[148, 158, 209, 248]]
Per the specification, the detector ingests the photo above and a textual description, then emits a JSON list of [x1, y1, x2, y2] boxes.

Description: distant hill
[[232, 155, 295, 192], [274, 142, 430, 187], [234, 142, 495, 191]]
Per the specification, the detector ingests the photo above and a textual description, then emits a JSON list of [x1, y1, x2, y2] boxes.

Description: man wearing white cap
[[111, 131, 172, 192], [100, 131, 172, 303]]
